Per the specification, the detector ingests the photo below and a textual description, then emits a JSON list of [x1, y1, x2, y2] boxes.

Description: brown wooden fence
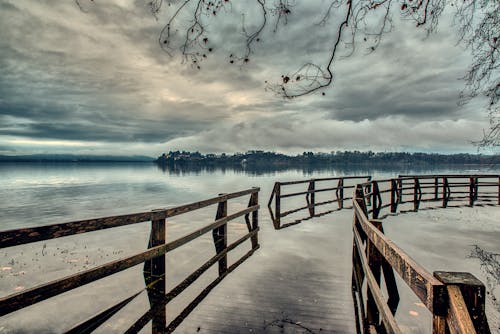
[[0, 187, 260, 334], [267, 176, 371, 229], [358, 174, 499, 220], [351, 175, 498, 334]]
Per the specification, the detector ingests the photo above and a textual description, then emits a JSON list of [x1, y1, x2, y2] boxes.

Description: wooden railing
[[351, 175, 497, 334], [357, 174, 499, 220], [267, 176, 371, 229], [0, 187, 260, 334]]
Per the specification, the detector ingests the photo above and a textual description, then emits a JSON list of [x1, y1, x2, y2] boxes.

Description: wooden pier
[[0, 174, 498, 333]]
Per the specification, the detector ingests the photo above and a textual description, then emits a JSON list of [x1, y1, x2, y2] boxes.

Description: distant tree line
[[0, 154, 153, 162], [156, 150, 499, 168]]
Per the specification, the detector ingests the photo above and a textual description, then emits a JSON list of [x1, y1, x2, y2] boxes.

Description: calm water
[[0, 163, 498, 333], [0, 162, 496, 229]]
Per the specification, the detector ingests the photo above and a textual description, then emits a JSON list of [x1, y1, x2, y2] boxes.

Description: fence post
[[365, 220, 382, 330], [144, 210, 166, 334], [397, 178, 403, 205], [434, 177, 439, 200], [371, 181, 380, 219], [213, 196, 228, 276], [355, 184, 369, 216], [337, 178, 344, 209], [390, 179, 397, 213], [249, 190, 259, 249], [308, 180, 315, 217], [434, 271, 491, 334], [371, 219, 399, 315], [442, 177, 448, 208], [469, 177, 475, 207], [474, 177, 478, 201], [275, 183, 281, 228], [413, 177, 421, 211]]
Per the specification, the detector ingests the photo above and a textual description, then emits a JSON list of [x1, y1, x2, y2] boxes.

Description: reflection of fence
[[267, 176, 371, 229], [352, 175, 498, 334], [0, 187, 260, 334]]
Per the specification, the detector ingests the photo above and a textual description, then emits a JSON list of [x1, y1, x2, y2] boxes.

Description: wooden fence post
[[275, 183, 281, 227], [371, 181, 380, 219], [390, 179, 397, 213], [213, 196, 228, 276], [308, 180, 316, 217], [474, 177, 478, 202], [413, 177, 421, 211], [355, 184, 369, 216], [434, 177, 439, 200], [337, 178, 344, 209], [469, 177, 475, 207], [250, 190, 259, 249], [434, 271, 491, 334], [365, 220, 382, 330], [371, 219, 400, 315], [397, 178, 403, 205], [442, 177, 448, 208], [144, 210, 166, 334]]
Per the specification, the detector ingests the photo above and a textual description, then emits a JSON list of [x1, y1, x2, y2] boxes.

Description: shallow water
[[0, 163, 498, 333]]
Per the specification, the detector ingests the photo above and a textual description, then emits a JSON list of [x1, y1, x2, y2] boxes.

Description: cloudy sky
[[0, 0, 494, 156]]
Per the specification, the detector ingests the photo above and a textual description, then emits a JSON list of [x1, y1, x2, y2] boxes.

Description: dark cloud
[[0, 1, 492, 155]]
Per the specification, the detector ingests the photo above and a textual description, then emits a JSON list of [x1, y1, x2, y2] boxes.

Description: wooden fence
[[351, 174, 498, 334], [0, 187, 260, 334], [267, 176, 371, 229], [358, 174, 499, 220]]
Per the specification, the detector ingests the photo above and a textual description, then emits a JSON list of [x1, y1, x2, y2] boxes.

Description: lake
[[1, 162, 496, 229], [0, 163, 498, 333]]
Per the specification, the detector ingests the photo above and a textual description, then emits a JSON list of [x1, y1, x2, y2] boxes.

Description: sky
[[0, 0, 496, 157]]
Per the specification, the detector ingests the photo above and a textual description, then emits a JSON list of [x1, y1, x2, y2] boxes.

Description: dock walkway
[[176, 210, 356, 334]]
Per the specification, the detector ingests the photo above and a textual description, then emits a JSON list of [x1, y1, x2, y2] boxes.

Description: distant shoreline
[[0, 155, 154, 163], [1, 151, 498, 167]]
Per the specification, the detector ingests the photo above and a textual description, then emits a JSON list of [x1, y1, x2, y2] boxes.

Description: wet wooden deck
[[175, 210, 357, 334]]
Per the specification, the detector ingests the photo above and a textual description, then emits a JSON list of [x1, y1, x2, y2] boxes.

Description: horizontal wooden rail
[[399, 174, 499, 178], [1, 187, 261, 334], [0, 204, 259, 316], [268, 176, 371, 229], [446, 285, 477, 334], [279, 175, 371, 186], [0, 187, 259, 248], [357, 175, 499, 219], [353, 200, 446, 312], [353, 224, 402, 334], [352, 176, 495, 333]]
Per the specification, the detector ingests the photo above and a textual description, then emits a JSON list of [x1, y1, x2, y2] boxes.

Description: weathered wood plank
[[353, 200, 446, 313], [433, 315, 447, 334], [0, 211, 152, 249], [446, 285, 476, 334], [0, 188, 260, 248], [0, 204, 259, 316], [353, 228, 403, 334], [145, 214, 166, 334], [125, 227, 259, 333], [213, 198, 228, 276], [279, 176, 370, 186], [434, 271, 491, 334]]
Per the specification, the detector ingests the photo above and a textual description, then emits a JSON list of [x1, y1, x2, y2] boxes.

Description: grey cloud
[[0, 1, 491, 155], [1, 121, 190, 142]]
